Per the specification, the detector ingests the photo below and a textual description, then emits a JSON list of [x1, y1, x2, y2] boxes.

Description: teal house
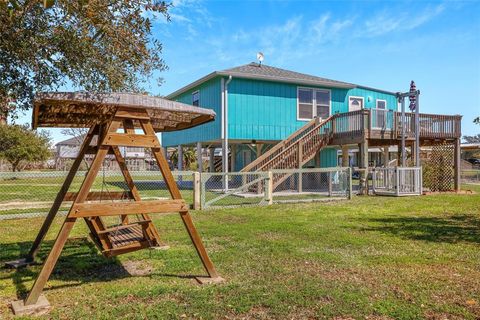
[[162, 63, 398, 171]]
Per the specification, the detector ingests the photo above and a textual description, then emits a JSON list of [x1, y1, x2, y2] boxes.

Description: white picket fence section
[[372, 167, 422, 196]]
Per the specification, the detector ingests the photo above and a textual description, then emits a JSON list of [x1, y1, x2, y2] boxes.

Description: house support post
[[196, 142, 202, 173], [383, 146, 390, 167], [231, 144, 236, 172], [341, 145, 349, 167], [209, 147, 215, 172], [454, 138, 461, 192], [359, 141, 369, 195], [222, 139, 229, 190], [178, 145, 183, 171], [298, 141, 303, 193]]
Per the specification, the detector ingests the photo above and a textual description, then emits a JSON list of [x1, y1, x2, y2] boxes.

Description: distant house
[[55, 135, 154, 171]]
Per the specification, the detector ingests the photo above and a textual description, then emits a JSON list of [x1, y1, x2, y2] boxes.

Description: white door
[[348, 97, 364, 131], [348, 96, 364, 111]]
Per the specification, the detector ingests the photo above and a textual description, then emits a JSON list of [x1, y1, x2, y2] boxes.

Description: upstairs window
[[297, 88, 330, 121], [298, 88, 313, 120], [316, 90, 330, 119], [376, 99, 386, 109], [192, 91, 200, 106]]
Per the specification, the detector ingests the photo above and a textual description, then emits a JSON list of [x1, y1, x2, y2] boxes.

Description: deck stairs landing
[[240, 116, 334, 189]]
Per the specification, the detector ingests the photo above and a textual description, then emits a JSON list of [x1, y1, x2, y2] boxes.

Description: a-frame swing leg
[[11, 123, 114, 315], [5, 125, 98, 269], [140, 119, 223, 283]]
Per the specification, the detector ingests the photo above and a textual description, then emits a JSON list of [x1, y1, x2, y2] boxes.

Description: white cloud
[[364, 4, 445, 37], [159, 2, 449, 71]]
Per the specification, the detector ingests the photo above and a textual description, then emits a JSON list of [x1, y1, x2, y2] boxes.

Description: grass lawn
[[0, 185, 479, 319]]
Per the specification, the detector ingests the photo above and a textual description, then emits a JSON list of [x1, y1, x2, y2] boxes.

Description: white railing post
[[348, 167, 353, 199], [328, 171, 333, 197], [267, 171, 273, 205], [193, 172, 201, 210]]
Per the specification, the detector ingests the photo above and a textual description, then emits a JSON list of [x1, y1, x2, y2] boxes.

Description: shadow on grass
[[361, 214, 480, 244], [1, 238, 130, 299]]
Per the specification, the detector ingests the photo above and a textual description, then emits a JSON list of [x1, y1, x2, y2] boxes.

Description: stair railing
[[253, 116, 334, 173], [241, 116, 332, 173]]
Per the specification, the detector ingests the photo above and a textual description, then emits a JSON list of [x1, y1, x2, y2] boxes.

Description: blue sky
[[17, 0, 480, 142]]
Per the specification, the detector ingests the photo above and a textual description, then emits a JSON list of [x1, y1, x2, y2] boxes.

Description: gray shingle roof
[[166, 62, 357, 99], [219, 63, 355, 88]]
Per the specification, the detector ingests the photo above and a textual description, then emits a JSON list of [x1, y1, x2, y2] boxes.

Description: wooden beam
[[103, 240, 152, 257], [70, 200, 188, 218], [115, 107, 151, 120], [103, 133, 160, 148], [63, 191, 133, 202]]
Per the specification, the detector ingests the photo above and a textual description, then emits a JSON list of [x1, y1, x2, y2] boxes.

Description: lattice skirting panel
[[422, 142, 455, 192]]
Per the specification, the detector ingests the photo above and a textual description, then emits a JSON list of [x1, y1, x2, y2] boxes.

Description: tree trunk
[[12, 160, 20, 172]]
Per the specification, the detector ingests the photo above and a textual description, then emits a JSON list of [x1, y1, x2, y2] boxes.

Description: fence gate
[[200, 172, 270, 209], [372, 167, 422, 196]]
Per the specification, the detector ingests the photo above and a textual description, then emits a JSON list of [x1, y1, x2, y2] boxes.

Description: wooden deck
[[330, 109, 461, 146], [242, 109, 461, 175]]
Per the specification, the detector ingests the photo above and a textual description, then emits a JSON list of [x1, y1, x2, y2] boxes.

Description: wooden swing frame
[[8, 99, 222, 315]]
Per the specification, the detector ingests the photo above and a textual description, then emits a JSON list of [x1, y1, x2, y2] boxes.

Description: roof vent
[[256, 52, 264, 66]]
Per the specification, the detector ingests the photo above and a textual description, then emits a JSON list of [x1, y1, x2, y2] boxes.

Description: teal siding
[[319, 148, 338, 167], [228, 79, 303, 141], [228, 78, 397, 141], [303, 148, 338, 168], [234, 143, 273, 171], [162, 78, 222, 147], [331, 87, 397, 114], [163, 75, 397, 169]]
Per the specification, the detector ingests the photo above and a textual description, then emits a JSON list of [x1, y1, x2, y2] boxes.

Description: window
[[376, 99, 386, 109], [348, 96, 364, 111], [298, 88, 314, 120], [316, 90, 330, 119], [192, 91, 200, 106], [297, 88, 330, 120], [374, 99, 388, 129]]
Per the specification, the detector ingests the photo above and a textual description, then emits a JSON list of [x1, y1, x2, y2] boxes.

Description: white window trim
[[348, 96, 365, 111], [192, 90, 200, 106], [376, 99, 387, 109], [296, 87, 331, 121]]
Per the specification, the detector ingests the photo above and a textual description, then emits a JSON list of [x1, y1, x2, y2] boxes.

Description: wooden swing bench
[[6, 92, 224, 316]]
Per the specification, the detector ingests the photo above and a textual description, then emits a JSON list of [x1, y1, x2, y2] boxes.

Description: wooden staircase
[[241, 116, 334, 189]]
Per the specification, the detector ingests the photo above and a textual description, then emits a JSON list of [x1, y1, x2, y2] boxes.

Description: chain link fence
[[1, 167, 353, 219], [461, 170, 480, 185], [0, 170, 195, 221], [272, 168, 351, 203], [200, 171, 271, 209]]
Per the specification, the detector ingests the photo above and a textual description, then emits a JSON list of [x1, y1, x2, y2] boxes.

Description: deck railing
[[332, 109, 460, 139], [241, 109, 460, 175], [370, 109, 394, 130], [332, 109, 365, 139]]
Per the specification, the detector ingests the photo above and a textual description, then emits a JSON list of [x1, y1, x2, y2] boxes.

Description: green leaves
[[0, 0, 169, 116], [0, 124, 51, 171]]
